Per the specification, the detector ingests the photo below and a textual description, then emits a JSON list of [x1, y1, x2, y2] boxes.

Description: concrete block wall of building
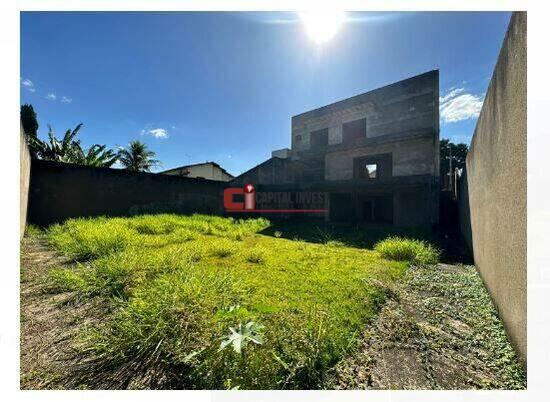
[[287, 71, 440, 227]]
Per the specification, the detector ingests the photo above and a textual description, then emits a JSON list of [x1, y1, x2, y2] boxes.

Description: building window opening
[[365, 163, 377, 179], [310, 128, 328, 150], [342, 118, 366, 144]]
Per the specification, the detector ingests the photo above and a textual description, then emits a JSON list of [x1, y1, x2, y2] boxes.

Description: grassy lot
[[38, 214, 415, 389]]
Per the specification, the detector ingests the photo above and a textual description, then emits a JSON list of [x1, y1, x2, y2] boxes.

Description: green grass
[[374, 236, 440, 265], [45, 214, 408, 389], [24, 224, 43, 237]]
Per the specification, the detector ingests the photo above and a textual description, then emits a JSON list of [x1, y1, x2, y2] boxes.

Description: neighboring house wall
[[20, 125, 31, 238], [231, 157, 298, 187], [28, 160, 226, 226], [458, 12, 527, 364], [163, 163, 233, 181]]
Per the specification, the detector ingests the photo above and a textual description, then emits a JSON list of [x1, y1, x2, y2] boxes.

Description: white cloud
[[46, 93, 57, 100], [147, 128, 168, 139], [112, 160, 124, 169], [440, 87, 485, 123], [21, 78, 35, 92], [61, 96, 72, 103], [439, 87, 465, 103]]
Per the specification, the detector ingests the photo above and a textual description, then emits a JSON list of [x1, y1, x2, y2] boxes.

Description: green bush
[[374, 236, 440, 265]]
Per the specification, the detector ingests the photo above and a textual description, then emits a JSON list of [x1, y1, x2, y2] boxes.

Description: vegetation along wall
[[28, 159, 226, 226], [458, 12, 527, 364]]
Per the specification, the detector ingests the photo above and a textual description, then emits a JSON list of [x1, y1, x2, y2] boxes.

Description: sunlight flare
[[299, 11, 346, 44]]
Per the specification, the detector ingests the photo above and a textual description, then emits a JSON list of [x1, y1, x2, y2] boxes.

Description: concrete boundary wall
[[20, 126, 31, 238], [28, 160, 226, 226], [458, 12, 527, 364]]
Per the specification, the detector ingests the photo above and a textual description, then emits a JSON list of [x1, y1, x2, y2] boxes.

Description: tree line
[[21, 104, 160, 172]]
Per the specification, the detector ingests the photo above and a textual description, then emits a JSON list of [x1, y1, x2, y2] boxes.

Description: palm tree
[[117, 140, 160, 172]]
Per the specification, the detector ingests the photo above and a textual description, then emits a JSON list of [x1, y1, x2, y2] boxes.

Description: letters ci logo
[[224, 184, 255, 211]]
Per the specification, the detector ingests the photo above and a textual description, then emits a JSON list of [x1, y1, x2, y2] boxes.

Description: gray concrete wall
[[394, 188, 435, 227], [325, 136, 436, 181], [459, 12, 527, 364], [291, 70, 439, 161], [231, 157, 300, 187], [28, 160, 226, 226], [20, 125, 31, 238]]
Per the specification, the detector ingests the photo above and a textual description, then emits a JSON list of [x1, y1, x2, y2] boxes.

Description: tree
[[28, 123, 119, 168], [21, 104, 39, 157], [117, 140, 160, 172], [440, 139, 468, 179], [29, 123, 83, 163], [21, 104, 39, 138], [72, 143, 119, 168]]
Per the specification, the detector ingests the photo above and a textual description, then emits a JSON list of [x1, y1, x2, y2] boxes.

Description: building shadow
[[259, 219, 472, 264]]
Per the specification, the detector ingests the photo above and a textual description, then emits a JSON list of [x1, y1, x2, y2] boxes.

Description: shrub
[[374, 236, 440, 265]]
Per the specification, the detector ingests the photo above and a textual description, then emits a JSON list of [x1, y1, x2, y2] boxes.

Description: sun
[[299, 11, 346, 44]]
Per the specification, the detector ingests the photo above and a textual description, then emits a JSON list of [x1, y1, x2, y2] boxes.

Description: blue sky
[[20, 11, 511, 175]]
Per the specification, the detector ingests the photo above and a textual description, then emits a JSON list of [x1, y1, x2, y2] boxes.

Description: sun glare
[[299, 11, 346, 44]]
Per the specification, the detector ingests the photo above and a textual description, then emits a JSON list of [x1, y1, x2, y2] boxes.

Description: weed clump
[[374, 236, 440, 265], [246, 248, 267, 264], [47, 217, 134, 260], [47, 266, 89, 293]]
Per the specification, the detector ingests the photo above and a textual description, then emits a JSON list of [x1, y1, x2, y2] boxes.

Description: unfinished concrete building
[[232, 70, 440, 227]]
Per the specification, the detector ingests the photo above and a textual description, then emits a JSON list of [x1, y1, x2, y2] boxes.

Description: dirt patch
[[20, 236, 110, 389], [328, 264, 526, 390]]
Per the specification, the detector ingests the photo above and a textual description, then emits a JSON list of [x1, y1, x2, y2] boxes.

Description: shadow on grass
[[259, 220, 473, 264]]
